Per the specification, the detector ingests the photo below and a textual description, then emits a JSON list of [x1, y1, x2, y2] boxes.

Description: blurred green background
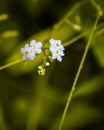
[[0, 0, 104, 130]]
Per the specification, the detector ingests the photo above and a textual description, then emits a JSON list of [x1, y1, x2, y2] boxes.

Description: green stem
[[95, 28, 104, 36], [63, 22, 104, 47], [58, 11, 102, 130], [54, 0, 87, 30], [91, 0, 103, 16], [63, 32, 87, 47], [0, 59, 24, 70]]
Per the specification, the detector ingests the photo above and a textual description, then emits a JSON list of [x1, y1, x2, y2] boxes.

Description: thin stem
[[0, 59, 24, 70], [63, 22, 104, 47], [58, 12, 102, 130], [54, 0, 87, 30], [91, 0, 103, 16], [64, 19, 81, 31], [95, 28, 104, 36], [63, 32, 87, 47]]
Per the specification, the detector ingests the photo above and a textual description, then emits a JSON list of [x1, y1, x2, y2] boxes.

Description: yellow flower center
[[25, 50, 29, 56], [32, 45, 36, 50], [56, 43, 59, 46], [55, 50, 59, 55]]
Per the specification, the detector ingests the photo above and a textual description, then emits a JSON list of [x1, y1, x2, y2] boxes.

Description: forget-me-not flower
[[49, 39, 65, 50], [30, 40, 42, 54], [50, 47, 64, 62], [21, 44, 35, 60]]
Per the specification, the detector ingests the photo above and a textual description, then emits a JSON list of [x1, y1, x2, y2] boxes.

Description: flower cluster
[[21, 40, 42, 60], [21, 39, 65, 75], [49, 39, 65, 62]]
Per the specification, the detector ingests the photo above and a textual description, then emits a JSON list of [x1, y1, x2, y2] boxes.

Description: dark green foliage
[[0, 0, 104, 130]]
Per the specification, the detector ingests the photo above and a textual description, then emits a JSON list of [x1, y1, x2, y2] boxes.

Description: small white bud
[[46, 62, 50, 66], [38, 65, 42, 69]]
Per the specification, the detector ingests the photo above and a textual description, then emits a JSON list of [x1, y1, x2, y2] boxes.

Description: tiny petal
[[57, 40, 61, 44], [37, 42, 42, 48], [60, 45, 65, 50], [60, 50, 65, 56], [50, 46, 55, 52], [21, 48, 24, 53], [23, 55, 27, 60], [52, 53, 57, 59], [29, 53, 35, 60], [35, 49, 42, 54], [30, 40, 36, 46], [25, 44, 29, 48], [49, 39, 55, 44], [57, 56, 62, 62]]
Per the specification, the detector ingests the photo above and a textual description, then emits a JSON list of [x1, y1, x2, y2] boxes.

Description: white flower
[[21, 44, 35, 60], [50, 47, 65, 62], [30, 40, 42, 54], [49, 39, 65, 50]]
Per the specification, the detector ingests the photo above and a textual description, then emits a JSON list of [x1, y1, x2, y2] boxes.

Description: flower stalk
[[58, 4, 102, 130]]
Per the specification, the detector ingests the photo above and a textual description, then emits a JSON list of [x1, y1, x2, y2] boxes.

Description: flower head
[[30, 40, 42, 54], [50, 47, 65, 62], [49, 39, 65, 50], [21, 44, 35, 60]]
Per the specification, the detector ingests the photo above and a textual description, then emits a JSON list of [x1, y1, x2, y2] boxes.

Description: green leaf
[[73, 74, 104, 98]]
